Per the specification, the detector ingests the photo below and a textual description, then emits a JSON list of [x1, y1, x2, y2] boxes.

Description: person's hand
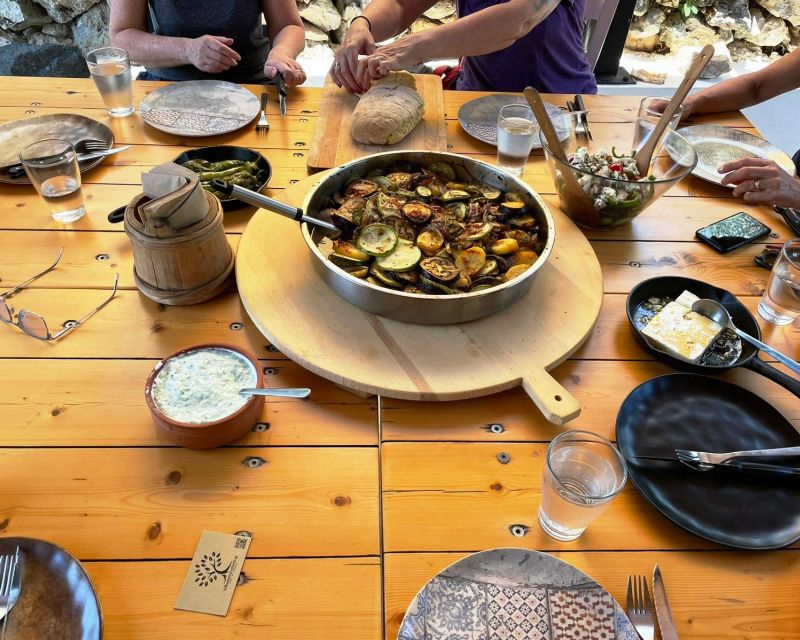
[[332, 20, 376, 93], [355, 37, 416, 90], [185, 35, 240, 74], [648, 97, 695, 123], [265, 49, 306, 86], [719, 157, 800, 208]]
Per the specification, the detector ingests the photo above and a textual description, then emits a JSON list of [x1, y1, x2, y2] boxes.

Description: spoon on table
[[635, 43, 714, 177], [240, 387, 311, 398], [523, 86, 601, 226], [691, 299, 800, 375]]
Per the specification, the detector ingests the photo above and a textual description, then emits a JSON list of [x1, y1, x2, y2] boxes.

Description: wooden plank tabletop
[[0, 76, 798, 639]]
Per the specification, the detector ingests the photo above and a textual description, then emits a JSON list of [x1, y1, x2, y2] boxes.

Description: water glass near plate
[[86, 47, 134, 117], [758, 239, 800, 326], [20, 139, 85, 223], [539, 430, 627, 541], [635, 97, 684, 149], [496, 104, 537, 176]]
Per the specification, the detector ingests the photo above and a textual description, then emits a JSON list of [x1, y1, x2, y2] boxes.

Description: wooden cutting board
[[307, 74, 448, 170], [235, 172, 603, 425]]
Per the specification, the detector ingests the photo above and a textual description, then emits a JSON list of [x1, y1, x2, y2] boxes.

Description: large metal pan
[[627, 276, 800, 397], [297, 150, 556, 324]]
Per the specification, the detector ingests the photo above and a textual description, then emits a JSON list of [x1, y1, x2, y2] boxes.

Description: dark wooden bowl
[[145, 343, 264, 449]]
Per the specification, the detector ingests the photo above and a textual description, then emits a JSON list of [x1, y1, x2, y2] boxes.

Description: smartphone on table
[[696, 212, 771, 254]]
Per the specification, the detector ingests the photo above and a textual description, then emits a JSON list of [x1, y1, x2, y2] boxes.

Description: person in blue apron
[[109, 0, 306, 85], [655, 47, 800, 209], [331, 0, 595, 95]]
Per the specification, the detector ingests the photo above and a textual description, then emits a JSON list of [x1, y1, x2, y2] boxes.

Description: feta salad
[[563, 147, 657, 227]]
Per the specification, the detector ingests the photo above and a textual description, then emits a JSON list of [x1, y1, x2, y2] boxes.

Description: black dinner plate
[[172, 145, 271, 211], [616, 373, 800, 550]]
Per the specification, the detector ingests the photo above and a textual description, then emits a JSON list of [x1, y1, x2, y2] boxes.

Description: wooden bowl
[[145, 343, 264, 449]]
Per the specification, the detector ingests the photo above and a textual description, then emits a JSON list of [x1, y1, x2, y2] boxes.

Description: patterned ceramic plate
[[678, 124, 795, 187], [398, 547, 638, 640], [140, 81, 261, 137], [0, 114, 114, 185], [0, 537, 102, 639], [458, 95, 565, 148]]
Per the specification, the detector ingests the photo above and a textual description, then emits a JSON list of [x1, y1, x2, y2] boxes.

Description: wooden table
[[0, 77, 798, 639]]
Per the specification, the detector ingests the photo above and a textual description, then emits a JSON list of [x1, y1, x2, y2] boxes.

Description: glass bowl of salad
[[540, 112, 698, 229]]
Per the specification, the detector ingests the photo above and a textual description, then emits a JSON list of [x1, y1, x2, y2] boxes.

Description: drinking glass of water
[[497, 104, 537, 176], [539, 430, 627, 542], [86, 47, 134, 117], [20, 139, 86, 223], [758, 239, 800, 326]]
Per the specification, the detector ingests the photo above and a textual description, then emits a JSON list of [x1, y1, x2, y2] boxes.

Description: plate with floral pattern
[[398, 547, 638, 640]]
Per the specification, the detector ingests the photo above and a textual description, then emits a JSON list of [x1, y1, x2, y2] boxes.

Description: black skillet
[[107, 145, 272, 222], [626, 276, 800, 397], [617, 373, 800, 549]]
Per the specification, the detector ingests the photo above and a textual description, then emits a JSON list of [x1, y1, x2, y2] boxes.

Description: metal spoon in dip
[[691, 299, 800, 375], [240, 388, 311, 398]]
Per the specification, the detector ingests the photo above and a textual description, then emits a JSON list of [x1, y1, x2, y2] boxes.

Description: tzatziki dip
[[152, 348, 257, 424]]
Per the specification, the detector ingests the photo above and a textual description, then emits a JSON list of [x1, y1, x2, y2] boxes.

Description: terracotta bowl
[[145, 343, 264, 449]]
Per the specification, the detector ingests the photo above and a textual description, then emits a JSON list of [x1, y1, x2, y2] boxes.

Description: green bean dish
[[181, 158, 263, 199]]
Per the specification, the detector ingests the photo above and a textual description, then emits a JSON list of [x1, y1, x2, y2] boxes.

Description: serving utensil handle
[[635, 43, 714, 176], [524, 87, 567, 162], [521, 370, 580, 425], [212, 180, 303, 221], [733, 327, 800, 375]]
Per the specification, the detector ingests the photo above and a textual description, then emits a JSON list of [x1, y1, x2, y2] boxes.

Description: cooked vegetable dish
[[181, 158, 263, 199], [565, 147, 656, 228], [317, 161, 544, 295]]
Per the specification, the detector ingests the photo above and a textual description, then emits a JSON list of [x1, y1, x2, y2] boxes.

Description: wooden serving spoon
[[523, 86, 601, 226], [635, 44, 714, 177]]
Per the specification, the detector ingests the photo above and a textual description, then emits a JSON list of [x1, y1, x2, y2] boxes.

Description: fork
[[0, 551, 19, 630], [256, 92, 269, 132], [626, 574, 655, 640], [74, 139, 109, 154], [0, 548, 19, 640], [676, 446, 800, 467], [567, 99, 592, 141]]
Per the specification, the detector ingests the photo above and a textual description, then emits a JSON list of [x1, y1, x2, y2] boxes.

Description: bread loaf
[[350, 72, 425, 145]]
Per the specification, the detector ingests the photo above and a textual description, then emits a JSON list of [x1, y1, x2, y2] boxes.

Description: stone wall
[[626, 0, 800, 64], [0, 0, 457, 59]]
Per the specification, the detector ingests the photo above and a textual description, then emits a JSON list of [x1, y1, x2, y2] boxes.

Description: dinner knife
[[276, 72, 287, 116], [5, 145, 132, 178], [631, 455, 800, 477], [653, 564, 679, 640]]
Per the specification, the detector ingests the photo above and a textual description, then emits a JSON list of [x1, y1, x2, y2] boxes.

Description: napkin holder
[[123, 179, 234, 306]]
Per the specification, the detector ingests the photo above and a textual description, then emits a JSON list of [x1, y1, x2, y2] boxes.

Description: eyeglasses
[[1, 248, 119, 341]]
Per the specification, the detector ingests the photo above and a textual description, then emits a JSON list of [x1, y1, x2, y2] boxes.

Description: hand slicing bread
[[350, 72, 425, 145]]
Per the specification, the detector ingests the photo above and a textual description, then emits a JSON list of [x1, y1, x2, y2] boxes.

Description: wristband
[[351, 15, 372, 31]]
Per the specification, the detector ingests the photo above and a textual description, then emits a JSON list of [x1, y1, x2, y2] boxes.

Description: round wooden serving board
[[236, 172, 603, 425]]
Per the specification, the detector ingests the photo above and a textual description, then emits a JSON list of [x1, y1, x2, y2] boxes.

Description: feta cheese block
[[674, 290, 700, 309], [641, 300, 723, 363]]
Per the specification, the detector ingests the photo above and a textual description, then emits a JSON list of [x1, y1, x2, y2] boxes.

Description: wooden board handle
[[521, 371, 581, 425]]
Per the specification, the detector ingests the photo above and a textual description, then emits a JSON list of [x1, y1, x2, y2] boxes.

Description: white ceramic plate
[[398, 547, 639, 639], [678, 124, 795, 187], [140, 81, 261, 137]]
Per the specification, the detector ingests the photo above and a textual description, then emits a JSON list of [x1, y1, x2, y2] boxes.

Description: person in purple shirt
[[331, 0, 596, 95]]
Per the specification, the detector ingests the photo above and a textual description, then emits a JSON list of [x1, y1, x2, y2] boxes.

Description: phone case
[[696, 212, 771, 254]]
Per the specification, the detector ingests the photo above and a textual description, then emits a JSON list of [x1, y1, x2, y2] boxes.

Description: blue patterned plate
[[398, 547, 638, 640]]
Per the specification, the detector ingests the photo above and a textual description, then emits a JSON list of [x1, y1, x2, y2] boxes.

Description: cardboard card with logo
[[176, 530, 252, 616]]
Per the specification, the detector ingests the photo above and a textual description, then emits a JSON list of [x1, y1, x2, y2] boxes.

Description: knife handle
[[730, 461, 800, 476], [276, 72, 287, 97]]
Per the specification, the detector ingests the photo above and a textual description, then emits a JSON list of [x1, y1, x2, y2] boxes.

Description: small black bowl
[[173, 146, 271, 212]]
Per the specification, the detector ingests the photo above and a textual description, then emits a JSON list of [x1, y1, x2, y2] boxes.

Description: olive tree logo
[[194, 552, 233, 588]]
